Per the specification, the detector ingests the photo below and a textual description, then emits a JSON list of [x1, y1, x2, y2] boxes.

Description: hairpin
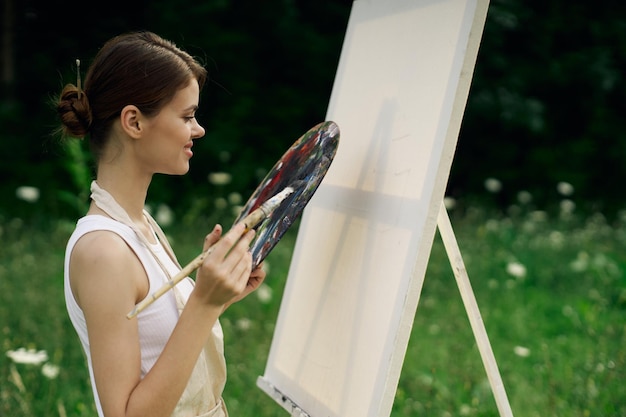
[[76, 59, 82, 98]]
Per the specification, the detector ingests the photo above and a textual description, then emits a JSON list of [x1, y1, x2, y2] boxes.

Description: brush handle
[[127, 249, 210, 318], [127, 187, 293, 319]]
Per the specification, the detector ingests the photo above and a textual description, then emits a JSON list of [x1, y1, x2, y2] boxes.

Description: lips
[[184, 142, 193, 157]]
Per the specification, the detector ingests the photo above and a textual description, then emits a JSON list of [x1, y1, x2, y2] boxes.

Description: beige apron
[[90, 181, 228, 417]]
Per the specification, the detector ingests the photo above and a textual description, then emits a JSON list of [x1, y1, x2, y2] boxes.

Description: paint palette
[[233, 121, 340, 268]]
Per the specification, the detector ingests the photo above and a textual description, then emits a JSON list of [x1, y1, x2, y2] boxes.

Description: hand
[[248, 261, 267, 292], [222, 262, 265, 312], [193, 223, 256, 307], [224, 261, 267, 309]]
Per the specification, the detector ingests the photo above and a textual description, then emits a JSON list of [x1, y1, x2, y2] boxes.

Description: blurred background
[[2, 2, 626, 416], [2, 0, 625, 222]]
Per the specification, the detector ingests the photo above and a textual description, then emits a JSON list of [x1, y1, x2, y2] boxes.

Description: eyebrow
[[183, 105, 199, 112]]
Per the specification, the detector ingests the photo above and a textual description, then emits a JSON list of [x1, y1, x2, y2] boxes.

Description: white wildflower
[[16, 186, 40, 203], [231, 205, 244, 218], [228, 192, 242, 206], [6, 348, 48, 365], [529, 210, 547, 222], [256, 284, 273, 304], [517, 190, 532, 204], [549, 231, 564, 249], [506, 261, 527, 279], [208, 172, 232, 186], [261, 261, 270, 276], [556, 181, 574, 196], [587, 379, 599, 398], [155, 204, 174, 227], [485, 219, 499, 232], [562, 305, 575, 317], [443, 196, 456, 210], [484, 177, 502, 193], [214, 197, 228, 210], [560, 199, 576, 215], [570, 252, 589, 272], [42, 363, 60, 379], [236, 318, 252, 331], [514, 346, 531, 357]]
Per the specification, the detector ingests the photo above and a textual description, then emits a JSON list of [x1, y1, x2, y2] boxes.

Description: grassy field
[[1, 204, 624, 416]]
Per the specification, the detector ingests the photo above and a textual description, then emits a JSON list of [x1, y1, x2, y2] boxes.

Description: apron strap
[[89, 180, 190, 313]]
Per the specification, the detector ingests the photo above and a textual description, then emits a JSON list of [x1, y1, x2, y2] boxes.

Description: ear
[[119, 105, 143, 139]]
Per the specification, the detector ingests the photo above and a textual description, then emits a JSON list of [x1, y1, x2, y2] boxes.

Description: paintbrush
[[127, 186, 295, 319]]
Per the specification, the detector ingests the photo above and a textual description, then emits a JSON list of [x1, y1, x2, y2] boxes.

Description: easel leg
[[437, 203, 514, 417]]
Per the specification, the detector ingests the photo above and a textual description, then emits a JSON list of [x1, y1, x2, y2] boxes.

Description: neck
[[92, 166, 152, 223]]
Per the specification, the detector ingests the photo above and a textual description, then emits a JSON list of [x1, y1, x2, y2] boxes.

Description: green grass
[[1, 206, 625, 416]]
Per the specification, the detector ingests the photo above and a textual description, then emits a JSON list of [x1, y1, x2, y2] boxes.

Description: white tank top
[[64, 215, 227, 417]]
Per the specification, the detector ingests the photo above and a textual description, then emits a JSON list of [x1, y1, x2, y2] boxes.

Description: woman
[[57, 31, 265, 417]]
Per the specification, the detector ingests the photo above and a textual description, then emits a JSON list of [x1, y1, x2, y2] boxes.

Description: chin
[[161, 165, 190, 176]]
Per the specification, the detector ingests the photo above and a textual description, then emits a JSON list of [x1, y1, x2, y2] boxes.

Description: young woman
[[57, 31, 265, 417]]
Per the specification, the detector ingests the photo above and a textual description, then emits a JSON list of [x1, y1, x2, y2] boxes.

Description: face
[[134, 79, 205, 176]]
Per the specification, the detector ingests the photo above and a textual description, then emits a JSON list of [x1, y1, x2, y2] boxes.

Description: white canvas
[[258, 1, 490, 416]]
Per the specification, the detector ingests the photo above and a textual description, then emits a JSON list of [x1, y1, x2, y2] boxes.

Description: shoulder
[[73, 214, 136, 240], [72, 229, 137, 272], [69, 229, 148, 309]]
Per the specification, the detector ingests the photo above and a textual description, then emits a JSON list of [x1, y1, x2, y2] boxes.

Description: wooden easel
[[256, 1, 516, 415], [437, 203, 514, 417]]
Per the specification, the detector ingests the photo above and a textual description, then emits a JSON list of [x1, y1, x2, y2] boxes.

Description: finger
[[250, 267, 266, 280], [246, 273, 266, 292], [252, 261, 265, 273], [203, 224, 222, 252], [231, 252, 254, 290], [220, 229, 255, 275], [210, 222, 249, 260], [230, 226, 256, 259]]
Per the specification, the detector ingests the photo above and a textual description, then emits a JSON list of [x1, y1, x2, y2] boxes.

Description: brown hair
[[56, 31, 207, 159]]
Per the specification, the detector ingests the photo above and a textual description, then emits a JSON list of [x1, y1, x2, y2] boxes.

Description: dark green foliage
[[450, 0, 626, 216], [1, 0, 625, 220], [0, 0, 350, 219]]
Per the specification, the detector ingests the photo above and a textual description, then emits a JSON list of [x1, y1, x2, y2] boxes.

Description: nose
[[192, 119, 205, 140]]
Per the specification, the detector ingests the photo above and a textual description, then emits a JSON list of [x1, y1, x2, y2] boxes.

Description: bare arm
[[69, 223, 255, 417]]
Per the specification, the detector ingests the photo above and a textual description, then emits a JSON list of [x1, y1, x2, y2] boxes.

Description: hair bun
[[57, 84, 92, 138]]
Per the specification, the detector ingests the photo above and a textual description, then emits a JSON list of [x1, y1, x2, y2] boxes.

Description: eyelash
[[184, 116, 196, 122]]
